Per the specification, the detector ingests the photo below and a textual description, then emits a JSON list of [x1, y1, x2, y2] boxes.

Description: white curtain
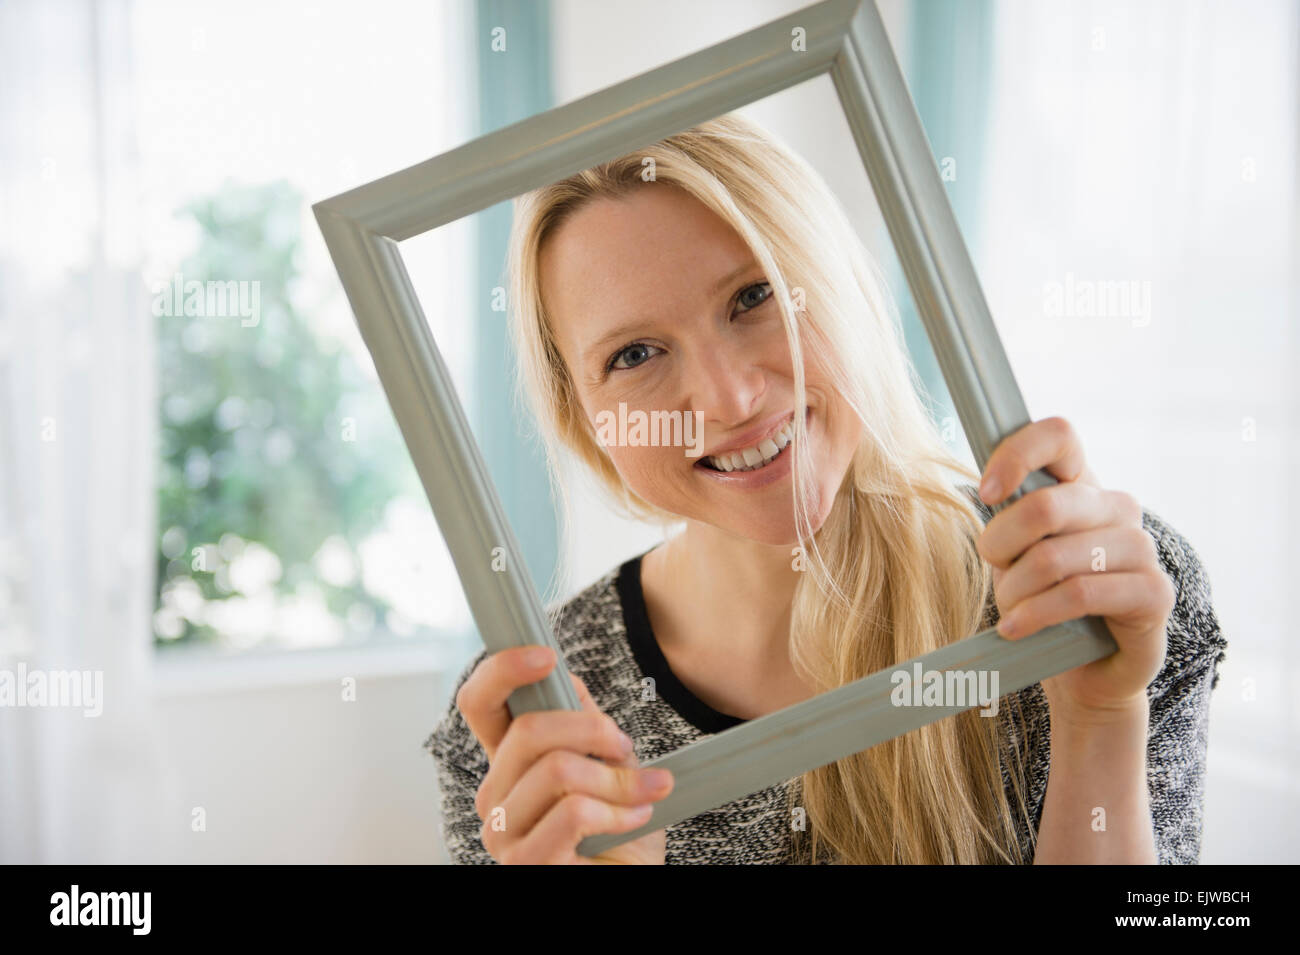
[[0, 0, 168, 862]]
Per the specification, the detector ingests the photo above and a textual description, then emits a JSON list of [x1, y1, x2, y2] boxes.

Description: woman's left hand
[[975, 416, 1176, 722]]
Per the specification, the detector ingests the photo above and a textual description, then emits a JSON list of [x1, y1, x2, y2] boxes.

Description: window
[[136, 0, 478, 654]]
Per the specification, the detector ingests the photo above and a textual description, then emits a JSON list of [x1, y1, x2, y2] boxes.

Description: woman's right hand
[[457, 644, 674, 864]]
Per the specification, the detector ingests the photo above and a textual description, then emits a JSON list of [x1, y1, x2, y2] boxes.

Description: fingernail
[[980, 476, 1001, 502], [525, 647, 552, 667], [618, 732, 634, 755], [997, 613, 1018, 637]]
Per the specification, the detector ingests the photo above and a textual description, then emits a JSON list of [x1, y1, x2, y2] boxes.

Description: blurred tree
[[154, 179, 417, 649]]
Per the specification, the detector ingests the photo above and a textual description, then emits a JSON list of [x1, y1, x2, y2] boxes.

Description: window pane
[[137, 0, 477, 652]]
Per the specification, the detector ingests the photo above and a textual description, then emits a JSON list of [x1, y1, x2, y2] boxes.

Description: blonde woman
[[424, 113, 1227, 865]]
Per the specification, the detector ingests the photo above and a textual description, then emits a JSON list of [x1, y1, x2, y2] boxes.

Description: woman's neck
[[642, 526, 804, 683]]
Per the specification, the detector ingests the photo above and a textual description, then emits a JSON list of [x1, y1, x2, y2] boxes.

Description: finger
[[568, 671, 604, 724], [487, 748, 673, 845], [977, 483, 1142, 570], [570, 671, 640, 770], [979, 416, 1090, 506], [458, 644, 559, 764], [496, 794, 656, 865], [474, 707, 636, 819], [993, 524, 1160, 613], [566, 670, 637, 764], [995, 570, 1177, 640]]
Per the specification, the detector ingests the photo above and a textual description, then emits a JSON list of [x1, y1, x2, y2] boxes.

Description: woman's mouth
[[693, 406, 811, 485]]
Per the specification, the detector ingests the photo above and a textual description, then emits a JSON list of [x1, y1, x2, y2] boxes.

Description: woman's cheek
[[607, 445, 657, 487], [617, 446, 692, 501]]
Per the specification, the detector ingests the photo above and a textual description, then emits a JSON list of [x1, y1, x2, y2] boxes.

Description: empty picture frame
[[313, 0, 1119, 858]]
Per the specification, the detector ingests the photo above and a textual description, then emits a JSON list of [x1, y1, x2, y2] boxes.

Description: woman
[[424, 113, 1227, 865]]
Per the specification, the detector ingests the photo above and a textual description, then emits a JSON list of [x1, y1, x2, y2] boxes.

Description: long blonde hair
[[505, 113, 1034, 864]]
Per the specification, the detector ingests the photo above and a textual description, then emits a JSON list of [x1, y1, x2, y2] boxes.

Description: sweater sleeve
[[1139, 508, 1228, 865], [424, 648, 497, 865]]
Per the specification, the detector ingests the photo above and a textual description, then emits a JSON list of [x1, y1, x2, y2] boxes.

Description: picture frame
[[312, 0, 1118, 858]]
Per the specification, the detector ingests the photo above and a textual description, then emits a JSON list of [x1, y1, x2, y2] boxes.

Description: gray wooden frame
[[313, 0, 1118, 858]]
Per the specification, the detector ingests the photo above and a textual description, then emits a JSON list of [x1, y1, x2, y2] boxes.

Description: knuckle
[[1045, 415, 1073, 441], [557, 793, 599, 832], [977, 529, 1003, 567], [1156, 570, 1178, 609], [991, 579, 1008, 614], [1066, 573, 1092, 605], [1133, 527, 1160, 564], [1034, 541, 1066, 584], [1029, 489, 1061, 532], [615, 765, 643, 801], [1113, 489, 1142, 524], [512, 710, 545, 739], [542, 749, 580, 792], [454, 681, 474, 713]]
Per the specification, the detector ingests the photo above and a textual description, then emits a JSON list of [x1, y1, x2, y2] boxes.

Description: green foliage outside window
[[154, 180, 423, 651]]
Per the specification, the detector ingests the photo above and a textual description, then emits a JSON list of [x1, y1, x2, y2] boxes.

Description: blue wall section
[[472, 0, 561, 604], [899, 0, 994, 447]]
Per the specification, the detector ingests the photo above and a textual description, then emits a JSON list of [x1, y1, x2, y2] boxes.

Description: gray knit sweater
[[424, 487, 1227, 864]]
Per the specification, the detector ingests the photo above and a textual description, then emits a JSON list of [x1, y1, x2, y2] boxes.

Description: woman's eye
[[607, 342, 662, 373], [735, 281, 772, 313], [604, 283, 770, 375]]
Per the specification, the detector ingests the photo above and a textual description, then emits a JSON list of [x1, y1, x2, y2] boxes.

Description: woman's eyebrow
[[583, 320, 644, 367], [580, 260, 759, 367], [707, 261, 757, 296]]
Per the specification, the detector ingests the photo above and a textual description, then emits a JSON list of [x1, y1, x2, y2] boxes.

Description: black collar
[[615, 551, 747, 735]]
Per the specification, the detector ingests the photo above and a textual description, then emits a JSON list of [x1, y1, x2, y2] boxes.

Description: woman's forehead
[[540, 188, 753, 346]]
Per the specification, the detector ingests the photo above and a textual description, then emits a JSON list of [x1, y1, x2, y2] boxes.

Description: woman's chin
[[700, 482, 835, 547], [717, 515, 809, 549]]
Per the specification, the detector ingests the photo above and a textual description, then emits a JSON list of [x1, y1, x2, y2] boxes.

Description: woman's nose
[[683, 338, 766, 425]]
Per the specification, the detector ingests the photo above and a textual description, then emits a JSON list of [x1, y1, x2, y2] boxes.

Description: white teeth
[[704, 417, 795, 472]]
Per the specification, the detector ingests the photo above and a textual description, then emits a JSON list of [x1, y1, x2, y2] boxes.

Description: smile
[[698, 413, 794, 472], [693, 407, 811, 485]]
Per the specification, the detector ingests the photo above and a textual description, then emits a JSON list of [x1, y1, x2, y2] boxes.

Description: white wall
[[146, 646, 470, 863]]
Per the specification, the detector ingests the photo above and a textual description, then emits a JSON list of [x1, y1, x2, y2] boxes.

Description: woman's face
[[542, 183, 860, 546]]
